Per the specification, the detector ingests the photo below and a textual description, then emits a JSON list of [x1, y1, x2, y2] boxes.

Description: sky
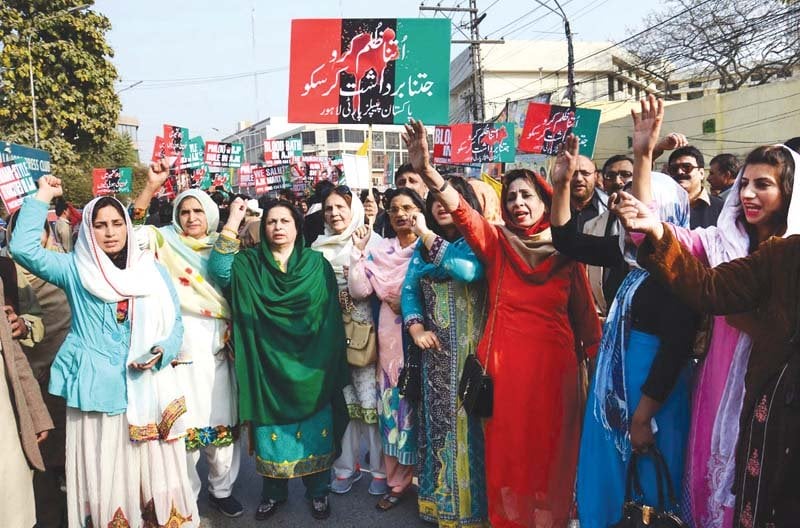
[[93, 0, 662, 151]]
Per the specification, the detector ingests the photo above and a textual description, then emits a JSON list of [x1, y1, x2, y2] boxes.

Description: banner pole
[[367, 124, 373, 191]]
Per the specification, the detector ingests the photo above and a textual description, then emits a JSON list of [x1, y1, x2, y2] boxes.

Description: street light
[[25, 4, 91, 147]]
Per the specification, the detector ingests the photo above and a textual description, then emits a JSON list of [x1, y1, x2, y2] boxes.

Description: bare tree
[[624, 0, 800, 93]]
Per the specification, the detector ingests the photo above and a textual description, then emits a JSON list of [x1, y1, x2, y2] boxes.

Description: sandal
[[375, 489, 407, 511]]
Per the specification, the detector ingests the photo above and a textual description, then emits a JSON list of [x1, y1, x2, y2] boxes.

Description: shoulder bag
[[339, 290, 377, 368]]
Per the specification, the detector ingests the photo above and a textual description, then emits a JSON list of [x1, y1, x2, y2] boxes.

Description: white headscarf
[[171, 189, 221, 235], [75, 196, 186, 440], [311, 190, 381, 285]]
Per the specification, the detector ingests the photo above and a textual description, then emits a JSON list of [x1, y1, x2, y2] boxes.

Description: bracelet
[[221, 228, 239, 239], [421, 230, 437, 246], [430, 180, 450, 194]]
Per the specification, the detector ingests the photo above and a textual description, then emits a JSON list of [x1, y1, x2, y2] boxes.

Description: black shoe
[[255, 498, 283, 521], [311, 496, 331, 520], [209, 494, 244, 518]]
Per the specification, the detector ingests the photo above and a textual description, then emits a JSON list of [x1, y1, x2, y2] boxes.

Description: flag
[[480, 172, 502, 199]]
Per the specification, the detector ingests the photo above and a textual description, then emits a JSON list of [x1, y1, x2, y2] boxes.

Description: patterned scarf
[[592, 173, 690, 459]]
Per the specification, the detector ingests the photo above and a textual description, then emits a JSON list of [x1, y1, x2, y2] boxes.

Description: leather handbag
[[397, 342, 422, 403], [611, 447, 689, 528], [457, 265, 502, 418], [339, 290, 377, 368]]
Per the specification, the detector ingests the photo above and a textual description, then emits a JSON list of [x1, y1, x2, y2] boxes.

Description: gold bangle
[[221, 228, 238, 239]]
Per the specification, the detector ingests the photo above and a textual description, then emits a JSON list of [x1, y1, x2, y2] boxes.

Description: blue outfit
[[401, 236, 489, 527], [10, 198, 183, 415]]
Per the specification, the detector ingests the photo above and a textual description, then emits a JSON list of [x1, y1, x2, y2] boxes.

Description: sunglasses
[[668, 163, 700, 175], [603, 170, 633, 180]]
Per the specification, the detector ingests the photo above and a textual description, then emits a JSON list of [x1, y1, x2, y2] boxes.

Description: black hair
[[601, 154, 634, 174], [260, 199, 304, 245], [741, 145, 795, 251], [424, 176, 481, 240], [385, 188, 425, 239], [709, 153, 740, 178], [55, 197, 68, 217], [785, 137, 800, 154], [394, 163, 416, 183], [91, 197, 128, 269], [668, 145, 705, 168], [360, 188, 381, 205], [311, 180, 336, 205]]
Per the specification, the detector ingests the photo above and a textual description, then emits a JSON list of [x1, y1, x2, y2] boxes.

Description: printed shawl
[[141, 189, 229, 320], [593, 173, 690, 459]]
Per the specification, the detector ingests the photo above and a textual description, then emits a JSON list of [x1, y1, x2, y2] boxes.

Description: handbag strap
[[625, 447, 678, 511], [478, 263, 505, 373]]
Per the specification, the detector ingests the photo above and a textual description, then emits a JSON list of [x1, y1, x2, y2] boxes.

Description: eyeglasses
[[572, 169, 595, 178], [603, 170, 633, 180], [387, 205, 419, 215], [668, 163, 700, 175]]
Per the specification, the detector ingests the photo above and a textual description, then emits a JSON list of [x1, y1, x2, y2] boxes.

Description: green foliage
[[0, 0, 136, 207]]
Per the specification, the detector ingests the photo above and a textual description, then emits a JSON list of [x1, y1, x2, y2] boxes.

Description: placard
[[92, 167, 133, 196], [0, 158, 37, 214], [204, 141, 245, 168], [288, 18, 450, 124], [0, 142, 52, 181], [518, 103, 601, 157], [434, 123, 515, 164], [264, 139, 302, 162]]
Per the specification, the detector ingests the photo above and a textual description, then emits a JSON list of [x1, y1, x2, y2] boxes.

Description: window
[[344, 129, 364, 143], [385, 132, 400, 149], [302, 131, 316, 146], [326, 129, 342, 143], [688, 81, 703, 88], [668, 83, 679, 92], [617, 79, 623, 92], [608, 76, 615, 102], [372, 132, 385, 149], [328, 150, 342, 158], [627, 83, 633, 95], [372, 152, 385, 168], [687, 91, 704, 100]]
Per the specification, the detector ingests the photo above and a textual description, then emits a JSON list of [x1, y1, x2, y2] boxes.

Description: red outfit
[[451, 195, 601, 528]]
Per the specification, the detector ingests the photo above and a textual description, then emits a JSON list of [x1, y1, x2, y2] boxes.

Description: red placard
[[288, 19, 343, 124]]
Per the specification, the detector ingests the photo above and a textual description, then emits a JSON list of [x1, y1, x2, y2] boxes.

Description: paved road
[[197, 446, 430, 527]]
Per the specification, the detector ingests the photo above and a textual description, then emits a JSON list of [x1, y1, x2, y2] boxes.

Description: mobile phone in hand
[[129, 350, 163, 368]]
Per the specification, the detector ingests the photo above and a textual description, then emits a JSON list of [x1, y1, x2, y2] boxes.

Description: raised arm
[[9, 177, 72, 288], [630, 95, 664, 204], [348, 226, 376, 300], [551, 134, 579, 227], [132, 159, 171, 221], [403, 119, 460, 212], [636, 225, 768, 316]]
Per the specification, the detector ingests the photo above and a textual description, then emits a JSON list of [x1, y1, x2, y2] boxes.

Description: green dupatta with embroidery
[[229, 216, 349, 448]]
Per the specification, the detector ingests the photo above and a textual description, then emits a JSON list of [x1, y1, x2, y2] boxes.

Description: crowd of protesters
[[2, 96, 799, 528]]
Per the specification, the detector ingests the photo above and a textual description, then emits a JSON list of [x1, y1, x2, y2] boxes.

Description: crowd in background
[[2, 96, 799, 528]]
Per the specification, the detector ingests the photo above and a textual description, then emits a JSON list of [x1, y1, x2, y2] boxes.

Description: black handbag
[[457, 265, 502, 418], [458, 353, 493, 417], [611, 447, 689, 528], [398, 343, 422, 403]]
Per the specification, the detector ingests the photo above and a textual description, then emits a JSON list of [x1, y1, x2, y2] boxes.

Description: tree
[[0, 0, 121, 165], [624, 0, 800, 93]]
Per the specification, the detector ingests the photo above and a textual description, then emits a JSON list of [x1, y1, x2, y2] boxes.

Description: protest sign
[[433, 123, 515, 164], [518, 103, 601, 157], [180, 136, 206, 170], [238, 163, 254, 186], [92, 167, 133, 196], [264, 138, 302, 162], [341, 154, 371, 188], [253, 166, 269, 195], [204, 141, 244, 168], [0, 158, 37, 214], [0, 142, 52, 181], [288, 18, 450, 124]]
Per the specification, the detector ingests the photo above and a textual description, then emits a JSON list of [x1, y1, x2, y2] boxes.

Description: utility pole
[[420, 2, 504, 122]]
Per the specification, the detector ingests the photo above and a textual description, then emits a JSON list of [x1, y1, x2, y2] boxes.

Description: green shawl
[[229, 216, 349, 443]]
